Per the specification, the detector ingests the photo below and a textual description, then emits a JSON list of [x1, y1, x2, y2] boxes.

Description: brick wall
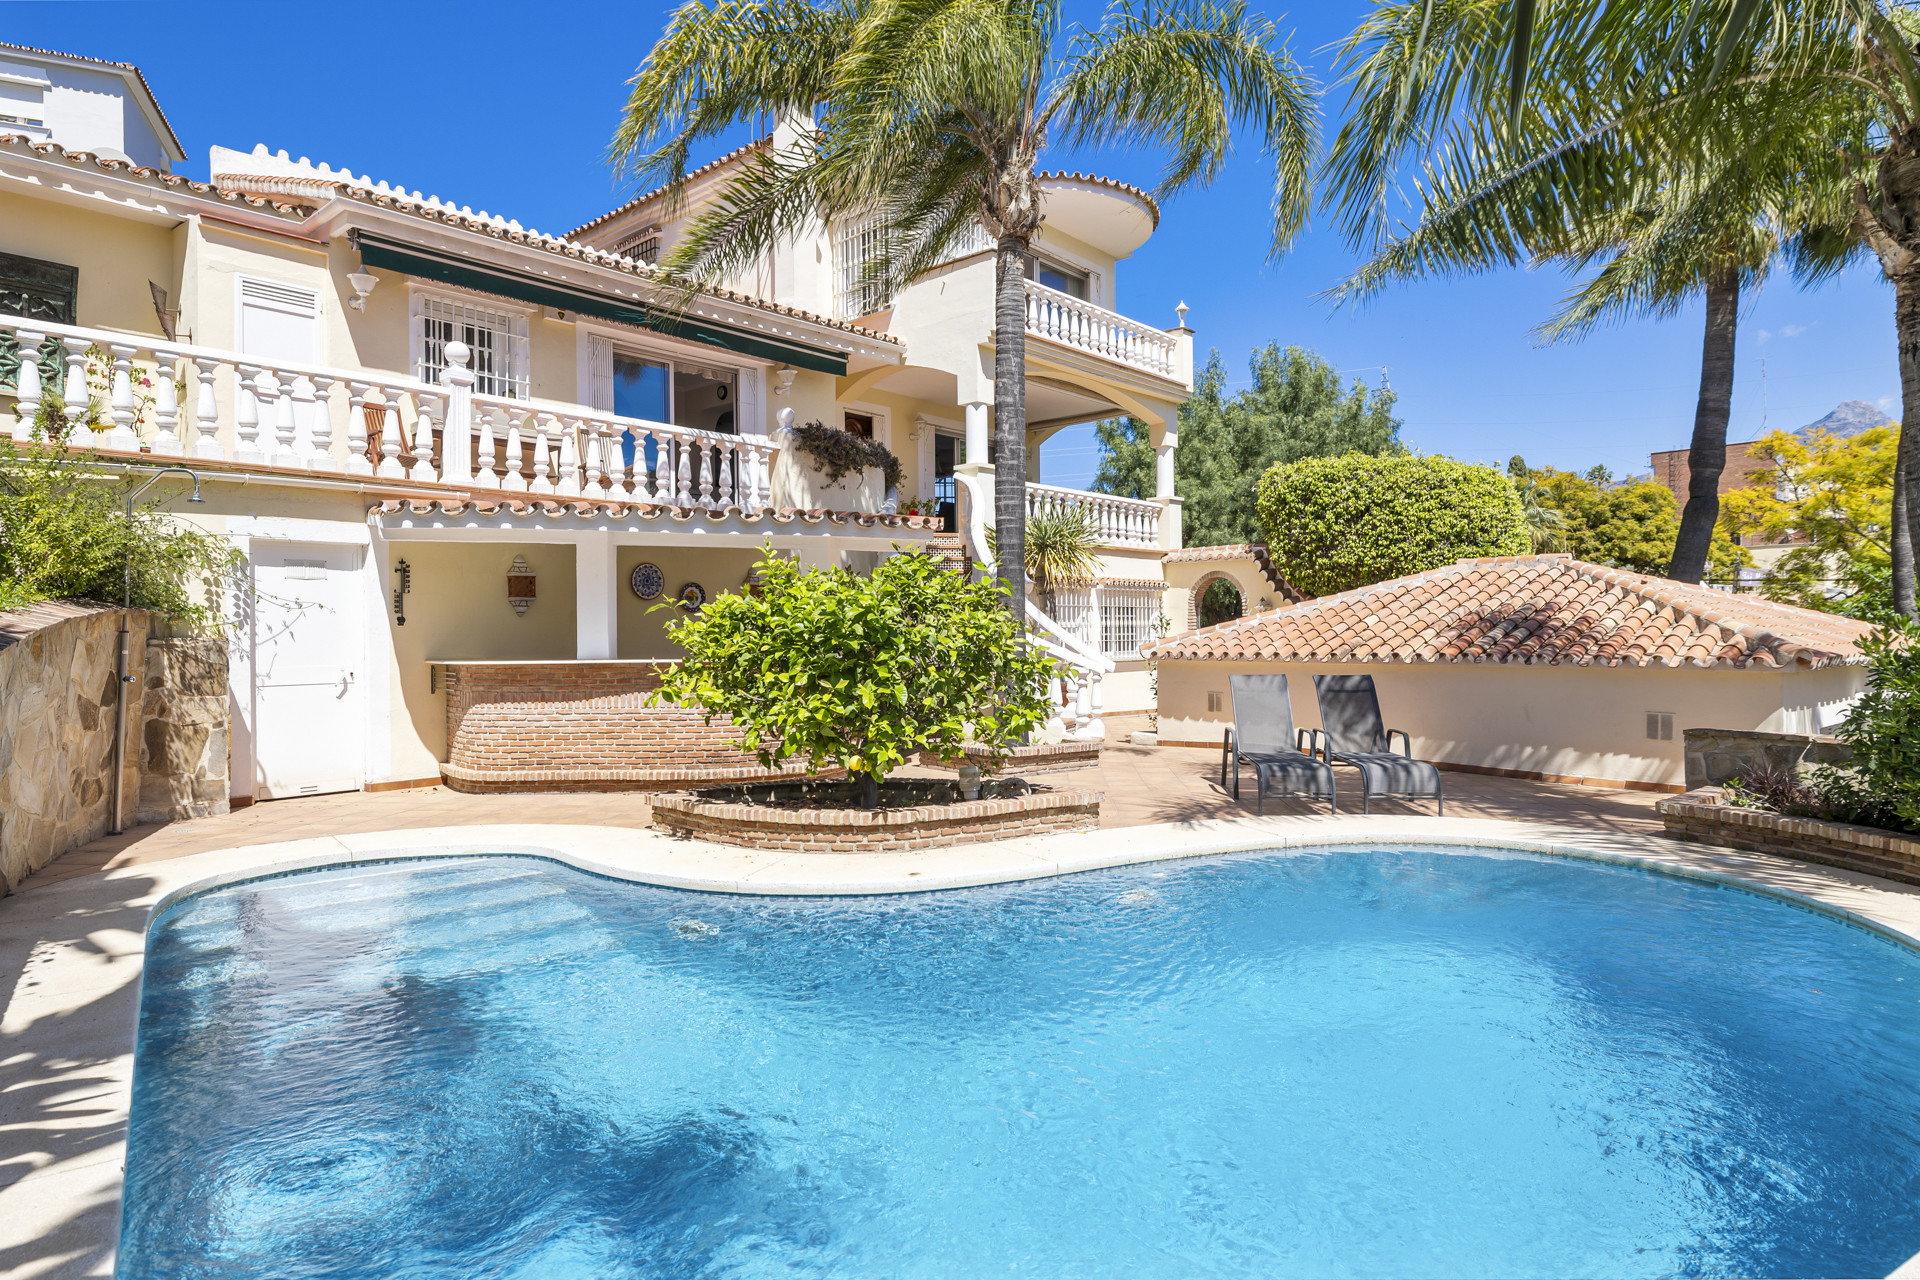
[[651, 788, 1102, 852], [1657, 788, 1920, 887], [439, 661, 818, 792]]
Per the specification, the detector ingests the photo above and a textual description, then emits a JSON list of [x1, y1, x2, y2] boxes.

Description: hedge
[[1255, 454, 1529, 597]]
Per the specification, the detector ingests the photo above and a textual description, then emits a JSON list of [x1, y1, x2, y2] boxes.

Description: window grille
[[615, 226, 661, 265], [834, 213, 891, 319], [418, 295, 529, 399], [1098, 584, 1164, 658]]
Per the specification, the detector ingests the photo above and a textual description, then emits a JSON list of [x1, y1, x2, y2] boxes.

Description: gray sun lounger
[[1220, 674, 1337, 815], [1307, 674, 1443, 816]]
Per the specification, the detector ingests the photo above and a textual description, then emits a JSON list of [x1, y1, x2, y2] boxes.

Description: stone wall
[[1682, 727, 1854, 790], [439, 661, 824, 793], [650, 787, 1103, 852], [1657, 787, 1920, 887], [137, 637, 230, 823], [0, 602, 148, 894]]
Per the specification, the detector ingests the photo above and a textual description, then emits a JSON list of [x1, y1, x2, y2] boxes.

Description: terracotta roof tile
[[1143, 554, 1874, 670]]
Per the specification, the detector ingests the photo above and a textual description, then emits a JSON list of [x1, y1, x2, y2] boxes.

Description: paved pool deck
[[7, 750, 1919, 1278]]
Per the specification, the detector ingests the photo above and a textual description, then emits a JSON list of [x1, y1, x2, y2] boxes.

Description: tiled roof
[[199, 143, 898, 347], [0, 134, 307, 216], [1144, 554, 1874, 670], [0, 41, 185, 160], [566, 138, 772, 240], [1162, 542, 1303, 603]]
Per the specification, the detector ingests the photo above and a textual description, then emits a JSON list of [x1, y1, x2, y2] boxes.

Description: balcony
[[0, 315, 786, 516], [1023, 280, 1183, 382], [1027, 481, 1164, 548]]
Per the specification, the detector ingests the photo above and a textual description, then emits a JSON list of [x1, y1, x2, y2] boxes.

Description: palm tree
[[611, 0, 1318, 624], [1322, 0, 1917, 614]]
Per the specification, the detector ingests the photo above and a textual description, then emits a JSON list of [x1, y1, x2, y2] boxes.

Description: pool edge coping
[[9, 813, 1920, 1280]]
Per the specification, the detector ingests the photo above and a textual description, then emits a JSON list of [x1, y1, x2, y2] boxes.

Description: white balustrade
[[0, 312, 791, 518], [1025, 480, 1160, 547], [1023, 279, 1179, 378]]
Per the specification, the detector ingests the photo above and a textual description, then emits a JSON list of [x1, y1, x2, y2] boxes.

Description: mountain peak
[[1798, 400, 1894, 439]]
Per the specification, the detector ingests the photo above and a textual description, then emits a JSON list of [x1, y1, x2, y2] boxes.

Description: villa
[[0, 39, 1190, 816], [7, 35, 1920, 1280]]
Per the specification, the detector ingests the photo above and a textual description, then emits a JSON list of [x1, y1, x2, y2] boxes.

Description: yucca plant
[[611, 0, 1317, 624], [986, 505, 1101, 612]]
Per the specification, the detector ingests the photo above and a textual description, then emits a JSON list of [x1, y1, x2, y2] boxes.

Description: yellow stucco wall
[[0, 188, 180, 339], [387, 542, 579, 771], [1156, 659, 1867, 788], [616, 545, 764, 659]]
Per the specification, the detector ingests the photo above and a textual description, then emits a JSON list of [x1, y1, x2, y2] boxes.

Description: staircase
[[924, 532, 971, 575]]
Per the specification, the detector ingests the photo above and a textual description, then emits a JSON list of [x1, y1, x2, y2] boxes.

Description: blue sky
[[8, 0, 1898, 489]]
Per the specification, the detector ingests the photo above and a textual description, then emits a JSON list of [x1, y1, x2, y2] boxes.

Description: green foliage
[[1721, 426, 1894, 615], [1513, 460, 1745, 578], [649, 548, 1055, 787], [1828, 618, 1920, 832], [990, 506, 1100, 612], [1094, 345, 1404, 547], [1199, 577, 1243, 626], [790, 419, 903, 492], [0, 437, 240, 628], [1254, 454, 1529, 597]]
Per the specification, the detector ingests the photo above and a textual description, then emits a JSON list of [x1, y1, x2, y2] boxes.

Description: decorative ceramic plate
[[677, 582, 706, 612], [630, 562, 664, 600]]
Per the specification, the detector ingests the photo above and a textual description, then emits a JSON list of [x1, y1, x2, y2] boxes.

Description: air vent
[[239, 276, 320, 316], [284, 559, 327, 580], [1645, 712, 1674, 742]]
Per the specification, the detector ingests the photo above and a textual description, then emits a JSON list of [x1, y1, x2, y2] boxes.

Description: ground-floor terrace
[[8, 739, 1920, 1277]]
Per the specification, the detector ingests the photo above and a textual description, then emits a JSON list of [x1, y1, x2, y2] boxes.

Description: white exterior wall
[[1157, 659, 1868, 789]]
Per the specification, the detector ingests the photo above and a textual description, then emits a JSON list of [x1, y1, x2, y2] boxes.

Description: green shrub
[[1827, 618, 1920, 832], [0, 436, 242, 628], [650, 548, 1055, 795], [1254, 454, 1529, 596]]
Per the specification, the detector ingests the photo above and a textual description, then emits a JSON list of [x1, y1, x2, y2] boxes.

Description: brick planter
[[438, 660, 826, 794], [917, 740, 1101, 776], [1656, 788, 1920, 887], [651, 778, 1102, 852]]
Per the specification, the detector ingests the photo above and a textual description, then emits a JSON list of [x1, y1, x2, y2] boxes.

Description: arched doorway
[[1198, 576, 1243, 627]]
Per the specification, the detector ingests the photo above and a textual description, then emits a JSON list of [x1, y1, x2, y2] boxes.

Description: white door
[[253, 543, 364, 799]]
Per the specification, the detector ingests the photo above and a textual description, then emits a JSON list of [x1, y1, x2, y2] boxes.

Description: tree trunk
[[1894, 274, 1920, 617], [993, 235, 1029, 625], [1668, 265, 1739, 584]]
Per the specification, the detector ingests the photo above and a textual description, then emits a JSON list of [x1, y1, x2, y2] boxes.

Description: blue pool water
[[121, 848, 1920, 1279]]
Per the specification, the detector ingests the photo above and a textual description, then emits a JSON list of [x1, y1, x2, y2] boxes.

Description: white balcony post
[[582, 422, 606, 497], [477, 405, 500, 488], [233, 363, 265, 464], [151, 359, 182, 456], [964, 401, 989, 466], [411, 394, 440, 483], [439, 341, 474, 484], [59, 338, 90, 441], [307, 373, 339, 472], [655, 430, 675, 504], [502, 411, 528, 492], [192, 358, 223, 459], [106, 344, 139, 451], [345, 382, 373, 476], [557, 420, 581, 495], [12, 330, 44, 442], [675, 433, 693, 506], [377, 399, 405, 478], [697, 439, 716, 509], [267, 370, 300, 469], [531, 414, 555, 492]]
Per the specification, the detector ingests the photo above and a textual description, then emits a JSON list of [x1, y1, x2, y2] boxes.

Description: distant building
[[0, 42, 184, 173]]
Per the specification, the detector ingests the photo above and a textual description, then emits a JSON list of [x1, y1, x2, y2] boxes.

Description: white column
[[150, 359, 181, 455], [574, 534, 620, 660], [11, 331, 44, 442], [439, 341, 475, 483], [1155, 443, 1176, 498], [964, 401, 989, 467]]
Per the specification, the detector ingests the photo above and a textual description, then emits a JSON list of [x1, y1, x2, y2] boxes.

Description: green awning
[[352, 233, 850, 376]]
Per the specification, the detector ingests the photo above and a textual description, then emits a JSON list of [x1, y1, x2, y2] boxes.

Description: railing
[[1024, 279, 1179, 378], [1027, 481, 1161, 547], [0, 315, 777, 514], [1044, 581, 1166, 659]]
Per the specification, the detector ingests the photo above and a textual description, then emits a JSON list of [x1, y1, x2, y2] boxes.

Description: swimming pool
[[120, 846, 1920, 1279]]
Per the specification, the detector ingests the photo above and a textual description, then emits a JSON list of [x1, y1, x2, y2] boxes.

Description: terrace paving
[[15, 740, 1661, 897]]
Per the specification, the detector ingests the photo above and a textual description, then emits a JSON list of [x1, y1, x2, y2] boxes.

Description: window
[[0, 249, 77, 326], [834, 213, 890, 319], [238, 276, 319, 364], [1024, 255, 1089, 301], [1645, 712, 1674, 742], [844, 411, 875, 440], [614, 353, 670, 422], [615, 226, 662, 266], [416, 294, 529, 399]]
